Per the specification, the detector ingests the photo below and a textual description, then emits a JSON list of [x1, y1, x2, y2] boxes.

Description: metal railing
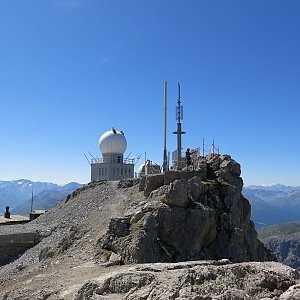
[[91, 157, 134, 165]]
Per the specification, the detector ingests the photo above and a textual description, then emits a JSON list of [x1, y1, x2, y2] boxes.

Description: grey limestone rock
[[130, 210, 144, 224], [144, 174, 164, 197], [149, 185, 168, 198], [163, 179, 189, 207], [157, 206, 216, 261], [188, 176, 209, 203], [99, 205, 217, 263], [220, 157, 241, 176], [205, 154, 243, 189], [99, 154, 275, 265], [118, 178, 140, 189], [74, 261, 300, 300], [279, 283, 300, 299], [139, 176, 146, 191]]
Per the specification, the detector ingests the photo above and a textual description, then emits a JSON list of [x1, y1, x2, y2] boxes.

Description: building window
[[99, 168, 101, 176], [105, 168, 107, 175], [125, 168, 127, 175], [118, 156, 121, 163], [113, 168, 115, 176], [129, 168, 131, 174]]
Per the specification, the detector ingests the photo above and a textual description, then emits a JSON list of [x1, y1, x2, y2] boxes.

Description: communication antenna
[[125, 152, 132, 161], [88, 151, 97, 162], [163, 81, 168, 172], [173, 83, 186, 169], [84, 153, 91, 165], [30, 188, 34, 213], [134, 154, 142, 166]]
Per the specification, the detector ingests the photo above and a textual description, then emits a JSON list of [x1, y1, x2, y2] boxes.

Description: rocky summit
[[99, 154, 275, 264], [0, 154, 299, 300]]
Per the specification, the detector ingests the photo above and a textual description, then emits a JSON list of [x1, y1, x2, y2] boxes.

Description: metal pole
[[30, 189, 34, 213], [144, 150, 147, 176], [163, 81, 168, 172]]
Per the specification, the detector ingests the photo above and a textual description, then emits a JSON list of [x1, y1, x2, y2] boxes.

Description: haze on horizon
[[0, 0, 299, 186]]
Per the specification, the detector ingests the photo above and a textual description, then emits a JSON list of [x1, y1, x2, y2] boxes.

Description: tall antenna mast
[[163, 81, 168, 172], [173, 83, 186, 170], [30, 188, 34, 213]]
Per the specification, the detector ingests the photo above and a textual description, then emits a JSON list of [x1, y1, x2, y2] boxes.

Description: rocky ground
[[0, 180, 126, 299], [0, 155, 299, 299]]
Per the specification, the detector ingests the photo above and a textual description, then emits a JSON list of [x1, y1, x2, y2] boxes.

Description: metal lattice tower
[[173, 83, 186, 169]]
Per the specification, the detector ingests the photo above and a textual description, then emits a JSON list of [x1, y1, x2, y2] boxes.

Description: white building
[[91, 128, 134, 181], [137, 160, 161, 177]]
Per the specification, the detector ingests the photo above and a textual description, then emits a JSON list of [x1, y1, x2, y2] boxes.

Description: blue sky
[[0, 0, 299, 186]]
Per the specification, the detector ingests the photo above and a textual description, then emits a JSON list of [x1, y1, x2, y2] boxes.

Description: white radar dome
[[137, 164, 145, 175], [99, 128, 127, 154]]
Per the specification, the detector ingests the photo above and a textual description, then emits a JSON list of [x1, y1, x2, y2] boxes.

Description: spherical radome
[[137, 164, 145, 175], [99, 129, 127, 154], [137, 161, 160, 177]]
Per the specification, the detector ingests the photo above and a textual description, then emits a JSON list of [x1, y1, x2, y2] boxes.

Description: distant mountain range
[[1, 180, 299, 224], [0, 179, 84, 215], [243, 184, 300, 228], [257, 221, 300, 270]]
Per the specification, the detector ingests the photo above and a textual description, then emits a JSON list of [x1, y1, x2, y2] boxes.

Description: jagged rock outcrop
[[99, 154, 275, 264], [0, 168, 298, 300]]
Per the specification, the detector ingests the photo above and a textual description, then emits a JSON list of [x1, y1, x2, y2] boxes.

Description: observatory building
[[91, 128, 134, 181], [137, 161, 161, 177]]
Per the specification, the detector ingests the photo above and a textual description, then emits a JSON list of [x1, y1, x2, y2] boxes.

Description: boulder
[[220, 158, 241, 176], [163, 179, 189, 207], [130, 210, 144, 224], [188, 176, 209, 202], [205, 154, 243, 189], [144, 174, 164, 197], [149, 185, 168, 198]]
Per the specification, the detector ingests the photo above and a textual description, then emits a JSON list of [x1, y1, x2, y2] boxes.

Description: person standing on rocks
[[186, 148, 191, 170]]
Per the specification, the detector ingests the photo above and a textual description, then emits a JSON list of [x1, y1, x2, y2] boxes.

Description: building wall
[[91, 162, 134, 181], [102, 153, 124, 164], [0, 232, 37, 266]]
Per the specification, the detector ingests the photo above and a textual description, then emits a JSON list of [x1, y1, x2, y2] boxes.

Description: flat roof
[[0, 215, 29, 224], [33, 210, 47, 214]]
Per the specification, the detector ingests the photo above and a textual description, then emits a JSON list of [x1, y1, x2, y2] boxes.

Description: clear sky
[[0, 0, 299, 186]]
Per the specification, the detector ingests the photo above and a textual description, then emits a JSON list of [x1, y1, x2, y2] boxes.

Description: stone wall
[[0, 233, 37, 266]]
